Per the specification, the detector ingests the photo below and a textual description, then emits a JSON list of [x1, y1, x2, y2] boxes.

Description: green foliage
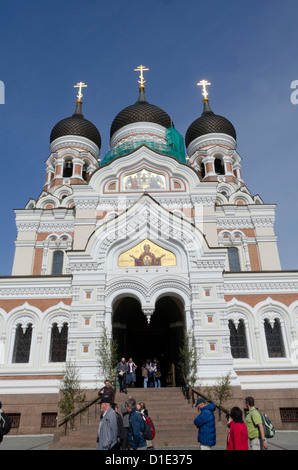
[[97, 326, 118, 386], [58, 360, 86, 428], [178, 330, 198, 387], [208, 373, 232, 420]]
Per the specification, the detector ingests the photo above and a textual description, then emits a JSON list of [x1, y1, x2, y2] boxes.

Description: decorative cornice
[[0, 285, 72, 298], [224, 281, 298, 293], [38, 222, 74, 233], [74, 198, 99, 210]]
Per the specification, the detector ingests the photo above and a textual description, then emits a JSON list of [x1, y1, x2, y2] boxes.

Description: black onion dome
[[50, 101, 101, 149], [110, 88, 173, 139], [185, 100, 236, 148]]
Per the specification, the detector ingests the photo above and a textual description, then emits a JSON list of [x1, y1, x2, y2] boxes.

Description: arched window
[[228, 247, 241, 271], [63, 159, 73, 178], [82, 162, 90, 181], [49, 323, 68, 362], [51, 251, 64, 275], [228, 319, 248, 358], [12, 323, 33, 363], [199, 162, 205, 179], [214, 157, 225, 175], [264, 318, 285, 357]]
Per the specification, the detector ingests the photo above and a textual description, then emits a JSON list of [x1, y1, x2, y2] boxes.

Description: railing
[[181, 383, 229, 417], [58, 395, 100, 432]]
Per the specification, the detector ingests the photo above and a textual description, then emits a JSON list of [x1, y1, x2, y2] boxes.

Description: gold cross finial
[[134, 65, 149, 90], [197, 79, 211, 102], [74, 81, 87, 102]]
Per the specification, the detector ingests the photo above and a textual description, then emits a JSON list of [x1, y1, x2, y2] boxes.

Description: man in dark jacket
[[194, 398, 216, 450], [98, 379, 115, 403]]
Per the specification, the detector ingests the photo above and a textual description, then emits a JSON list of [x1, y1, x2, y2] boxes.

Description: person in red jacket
[[226, 407, 248, 450]]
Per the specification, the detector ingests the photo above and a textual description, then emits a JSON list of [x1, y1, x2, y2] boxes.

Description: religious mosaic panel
[[118, 239, 176, 267], [123, 168, 166, 191]]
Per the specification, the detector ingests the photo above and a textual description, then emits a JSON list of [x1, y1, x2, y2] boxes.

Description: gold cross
[[197, 79, 211, 101], [74, 81, 87, 101], [134, 65, 149, 89]]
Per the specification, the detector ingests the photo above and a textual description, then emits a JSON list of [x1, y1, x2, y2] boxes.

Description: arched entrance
[[112, 296, 185, 387]]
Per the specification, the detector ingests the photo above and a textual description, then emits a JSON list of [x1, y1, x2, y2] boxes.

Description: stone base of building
[[1, 385, 298, 436]]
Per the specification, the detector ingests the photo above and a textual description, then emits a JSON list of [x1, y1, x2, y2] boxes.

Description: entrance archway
[[112, 296, 185, 387]]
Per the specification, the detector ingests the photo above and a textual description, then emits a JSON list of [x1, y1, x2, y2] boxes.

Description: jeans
[[154, 377, 161, 388]]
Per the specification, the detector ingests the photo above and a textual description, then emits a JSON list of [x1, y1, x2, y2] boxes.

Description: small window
[[228, 319, 248, 358], [41, 413, 57, 428], [228, 247, 241, 271], [49, 323, 68, 362], [214, 158, 225, 175], [280, 408, 298, 423], [82, 162, 89, 181], [264, 318, 285, 358], [7, 413, 21, 428], [51, 251, 64, 275], [12, 323, 33, 363], [63, 159, 73, 178], [199, 162, 205, 179]]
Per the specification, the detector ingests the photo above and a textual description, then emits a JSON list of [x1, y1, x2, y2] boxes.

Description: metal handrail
[[182, 383, 229, 416], [58, 395, 100, 427]]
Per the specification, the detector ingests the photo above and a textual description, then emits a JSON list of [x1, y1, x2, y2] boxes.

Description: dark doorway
[[112, 296, 185, 387]]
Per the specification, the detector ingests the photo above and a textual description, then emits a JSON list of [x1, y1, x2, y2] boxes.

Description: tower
[[44, 83, 101, 191]]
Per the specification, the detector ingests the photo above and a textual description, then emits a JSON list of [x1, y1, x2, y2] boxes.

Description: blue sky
[[1, 0, 298, 274]]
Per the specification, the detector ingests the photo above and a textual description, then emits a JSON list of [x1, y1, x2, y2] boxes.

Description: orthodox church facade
[[1, 71, 298, 431]]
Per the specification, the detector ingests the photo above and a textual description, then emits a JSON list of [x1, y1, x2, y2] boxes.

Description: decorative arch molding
[[255, 297, 290, 321], [43, 302, 71, 327], [8, 302, 41, 324], [287, 300, 298, 339], [107, 278, 189, 325], [90, 145, 201, 195], [67, 194, 225, 273], [106, 280, 148, 307]]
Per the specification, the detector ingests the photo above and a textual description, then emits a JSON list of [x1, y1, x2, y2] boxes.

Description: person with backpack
[[0, 401, 12, 444], [245, 396, 269, 450], [125, 397, 147, 450], [137, 402, 155, 450]]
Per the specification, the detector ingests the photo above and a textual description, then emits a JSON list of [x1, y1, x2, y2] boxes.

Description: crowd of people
[[117, 357, 161, 393], [97, 380, 154, 450], [194, 396, 269, 451], [97, 376, 270, 451]]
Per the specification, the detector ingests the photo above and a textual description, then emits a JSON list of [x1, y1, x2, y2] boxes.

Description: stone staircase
[[50, 387, 227, 449]]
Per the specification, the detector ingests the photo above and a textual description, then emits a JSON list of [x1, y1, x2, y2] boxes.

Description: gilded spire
[[74, 81, 87, 103], [73, 82, 87, 117], [134, 65, 149, 91], [197, 79, 211, 103]]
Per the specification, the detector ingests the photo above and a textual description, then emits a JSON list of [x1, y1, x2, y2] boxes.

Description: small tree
[[210, 373, 232, 421], [58, 360, 86, 430], [178, 330, 198, 387], [97, 326, 118, 387]]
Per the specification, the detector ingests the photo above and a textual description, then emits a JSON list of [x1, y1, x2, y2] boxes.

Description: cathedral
[[1, 68, 298, 433]]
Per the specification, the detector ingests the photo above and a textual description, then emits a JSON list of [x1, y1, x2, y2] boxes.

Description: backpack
[[261, 412, 275, 439], [249, 409, 275, 439], [0, 413, 12, 437], [139, 413, 155, 440]]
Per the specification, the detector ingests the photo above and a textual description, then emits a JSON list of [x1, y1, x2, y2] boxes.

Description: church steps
[[50, 387, 227, 449]]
